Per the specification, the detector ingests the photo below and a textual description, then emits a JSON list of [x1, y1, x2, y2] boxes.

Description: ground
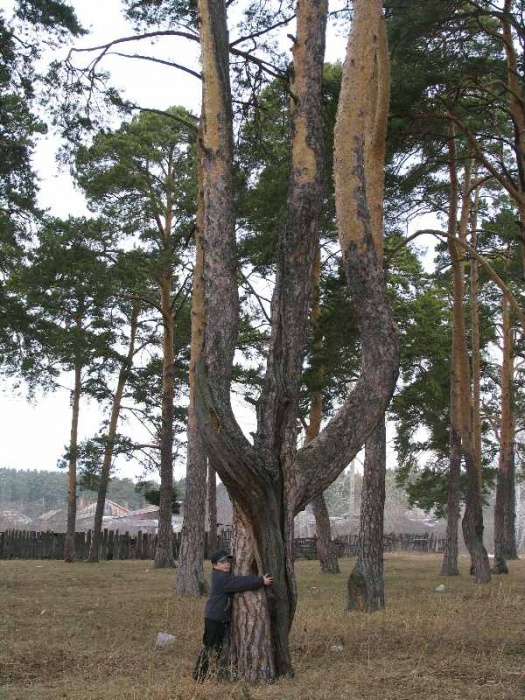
[[1, 554, 524, 699]]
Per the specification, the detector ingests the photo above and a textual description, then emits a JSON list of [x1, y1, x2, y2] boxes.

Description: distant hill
[[0, 467, 185, 512]]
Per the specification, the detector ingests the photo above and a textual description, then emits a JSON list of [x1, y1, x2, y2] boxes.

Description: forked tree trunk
[[195, 0, 398, 681], [88, 305, 139, 563], [175, 125, 208, 594], [494, 292, 517, 571], [64, 354, 82, 563]]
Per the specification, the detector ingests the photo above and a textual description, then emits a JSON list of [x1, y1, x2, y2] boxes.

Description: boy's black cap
[[210, 549, 233, 564]]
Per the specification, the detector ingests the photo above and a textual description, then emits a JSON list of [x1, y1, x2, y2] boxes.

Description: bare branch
[[109, 51, 202, 80], [230, 13, 296, 48]]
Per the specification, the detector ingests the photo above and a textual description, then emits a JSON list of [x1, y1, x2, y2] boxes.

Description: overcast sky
[[2, 0, 203, 479]]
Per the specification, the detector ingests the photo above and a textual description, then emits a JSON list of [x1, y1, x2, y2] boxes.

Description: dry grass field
[[1, 554, 525, 700]]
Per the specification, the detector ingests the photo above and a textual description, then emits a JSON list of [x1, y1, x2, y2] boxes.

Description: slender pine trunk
[[64, 344, 82, 562], [175, 124, 208, 592], [441, 424, 461, 576], [155, 271, 175, 568], [494, 293, 517, 571], [348, 419, 386, 610], [89, 306, 138, 563], [312, 494, 340, 574], [307, 246, 339, 574]]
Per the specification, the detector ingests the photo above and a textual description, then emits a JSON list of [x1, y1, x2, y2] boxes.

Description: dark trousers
[[193, 618, 228, 681]]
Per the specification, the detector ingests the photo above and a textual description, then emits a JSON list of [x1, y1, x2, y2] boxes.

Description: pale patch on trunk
[[334, 0, 385, 251], [289, 0, 326, 185]]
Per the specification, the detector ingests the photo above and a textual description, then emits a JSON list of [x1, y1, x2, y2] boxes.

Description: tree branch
[[387, 228, 525, 332]]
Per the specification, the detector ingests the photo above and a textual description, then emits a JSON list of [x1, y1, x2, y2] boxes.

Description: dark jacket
[[204, 569, 264, 622]]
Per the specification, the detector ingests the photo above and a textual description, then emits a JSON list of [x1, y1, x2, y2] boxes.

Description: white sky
[[3, 0, 203, 480], [1, 1, 436, 481]]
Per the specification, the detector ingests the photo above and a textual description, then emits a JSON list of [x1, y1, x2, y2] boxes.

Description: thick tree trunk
[[344, 2, 390, 610], [64, 355, 81, 563], [195, 0, 398, 681], [494, 293, 517, 571], [175, 124, 208, 593], [229, 503, 275, 682], [348, 419, 386, 611], [88, 306, 138, 563]]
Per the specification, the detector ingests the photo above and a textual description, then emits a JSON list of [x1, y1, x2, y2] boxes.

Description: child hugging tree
[[193, 549, 274, 681]]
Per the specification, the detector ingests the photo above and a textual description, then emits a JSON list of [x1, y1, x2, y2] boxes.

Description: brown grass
[[1, 554, 525, 700]]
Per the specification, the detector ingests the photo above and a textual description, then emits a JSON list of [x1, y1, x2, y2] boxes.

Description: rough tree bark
[[88, 305, 139, 562], [311, 494, 339, 574], [348, 420, 386, 610], [175, 125, 208, 594], [195, 0, 398, 681], [344, 0, 390, 612]]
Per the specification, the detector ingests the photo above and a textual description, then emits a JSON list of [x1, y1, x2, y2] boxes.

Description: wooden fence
[[0, 529, 445, 561]]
